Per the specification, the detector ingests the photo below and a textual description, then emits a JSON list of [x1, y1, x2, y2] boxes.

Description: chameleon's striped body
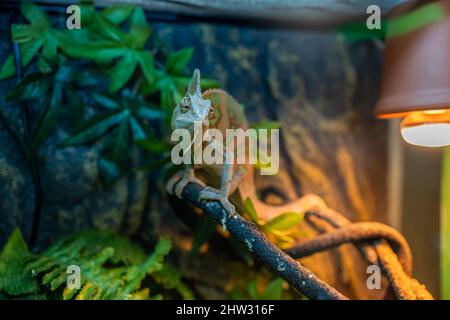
[[168, 69, 326, 221], [195, 89, 326, 221]]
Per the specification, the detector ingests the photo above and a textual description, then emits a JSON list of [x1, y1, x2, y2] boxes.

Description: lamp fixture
[[375, 0, 450, 147]]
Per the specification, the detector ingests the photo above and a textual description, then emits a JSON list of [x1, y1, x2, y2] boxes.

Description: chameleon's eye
[[181, 104, 190, 113], [180, 97, 191, 113]]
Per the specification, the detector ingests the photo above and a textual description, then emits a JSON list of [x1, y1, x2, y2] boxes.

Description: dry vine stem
[[293, 209, 433, 300], [174, 180, 434, 300], [285, 221, 412, 274]]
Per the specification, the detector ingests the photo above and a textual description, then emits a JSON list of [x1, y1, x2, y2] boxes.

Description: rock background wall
[[0, 10, 387, 299]]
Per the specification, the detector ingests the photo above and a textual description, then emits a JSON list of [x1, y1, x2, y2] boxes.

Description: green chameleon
[[166, 69, 325, 222]]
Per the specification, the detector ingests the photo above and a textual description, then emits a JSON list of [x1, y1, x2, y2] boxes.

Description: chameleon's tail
[[236, 168, 327, 222], [251, 193, 327, 222]]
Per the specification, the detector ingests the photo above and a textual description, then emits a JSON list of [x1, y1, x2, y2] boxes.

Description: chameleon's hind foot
[[199, 186, 236, 217], [166, 173, 183, 196], [166, 171, 206, 199]]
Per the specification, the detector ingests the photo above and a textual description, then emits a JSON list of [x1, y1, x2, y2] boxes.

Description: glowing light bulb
[[400, 109, 450, 147]]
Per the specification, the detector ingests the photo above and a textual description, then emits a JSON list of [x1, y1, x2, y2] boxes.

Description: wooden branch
[[178, 181, 348, 300]]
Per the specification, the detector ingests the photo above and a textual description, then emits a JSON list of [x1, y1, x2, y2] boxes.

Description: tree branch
[[179, 181, 348, 300]]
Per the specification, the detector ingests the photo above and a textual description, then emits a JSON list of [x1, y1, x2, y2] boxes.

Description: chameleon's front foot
[[166, 170, 206, 199], [199, 186, 236, 217]]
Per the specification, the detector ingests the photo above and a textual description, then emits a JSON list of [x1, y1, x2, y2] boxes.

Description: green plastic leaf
[[263, 212, 303, 232], [166, 48, 193, 74], [339, 1, 447, 42], [387, 2, 447, 39], [99, 120, 129, 185], [38, 55, 52, 74], [137, 51, 155, 85], [62, 109, 129, 146], [83, 4, 127, 43], [129, 116, 147, 141], [21, 1, 49, 26], [135, 138, 171, 153], [92, 93, 120, 109], [244, 197, 259, 224], [0, 2, 60, 79], [109, 51, 138, 92], [247, 279, 259, 299], [28, 82, 62, 156], [59, 39, 125, 63], [101, 5, 135, 25], [41, 30, 59, 60], [6, 2, 60, 73], [0, 55, 16, 80], [126, 7, 151, 48], [338, 21, 386, 42], [136, 105, 165, 120], [4, 72, 52, 101], [190, 214, 217, 257], [0, 229, 39, 296], [1, 44, 56, 80], [12, 24, 38, 43], [263, 278, 284, 300]]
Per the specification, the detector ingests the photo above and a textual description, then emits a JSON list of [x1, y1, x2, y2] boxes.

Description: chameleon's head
[[171, 69, 213, 133]]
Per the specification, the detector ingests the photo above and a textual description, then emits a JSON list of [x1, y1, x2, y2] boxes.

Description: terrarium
[[0, 0, 448, 302]]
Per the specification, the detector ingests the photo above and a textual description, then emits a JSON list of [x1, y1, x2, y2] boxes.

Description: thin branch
[[178, 181, 348, 300], [12, 41, 44, 248]]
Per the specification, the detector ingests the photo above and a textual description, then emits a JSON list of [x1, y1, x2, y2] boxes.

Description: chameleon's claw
[[167, 171, 206, 199], [199, 186, 236, 217], [166, 172, 183, 196], [174, 178, 189, 199]]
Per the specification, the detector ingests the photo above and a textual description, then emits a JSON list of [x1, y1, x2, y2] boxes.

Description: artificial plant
[[1, 1, 218, 186], [0, 228, 192, 300]]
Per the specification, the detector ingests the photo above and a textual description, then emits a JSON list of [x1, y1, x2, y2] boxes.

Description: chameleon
[[166, 69, 326, 222]]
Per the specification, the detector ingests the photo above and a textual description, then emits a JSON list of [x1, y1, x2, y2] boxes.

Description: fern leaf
[[153, 264, 194, 299], [0, 229, 39, 296], [1, 229, 189, 300], [26, 231, 176, 300]]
